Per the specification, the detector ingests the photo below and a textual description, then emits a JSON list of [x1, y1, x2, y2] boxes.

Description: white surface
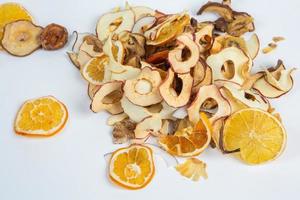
[[0, 0, 300, 199]]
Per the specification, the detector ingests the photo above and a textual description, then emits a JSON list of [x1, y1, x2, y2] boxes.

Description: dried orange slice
[[158, 113, 212, 157], [222, 108, 286, 165], [0, 3, 33, 41], [109, 144, 155, 190], [81, 55, 108, 85], [14, 96, 68, 137]]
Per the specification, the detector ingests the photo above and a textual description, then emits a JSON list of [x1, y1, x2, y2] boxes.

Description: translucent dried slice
[[175, 158, 208, 181]]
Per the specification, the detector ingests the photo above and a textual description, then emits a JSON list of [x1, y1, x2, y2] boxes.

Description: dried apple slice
[[197, 2, 233, 21], [132, 16, 156, 34], [67, 52, 81, 69], [88, 83, 101, 99], [206, 47, 251, 84], [124, 67, 163, 106], [219, 87, 248, 113], [221, 81, 270, 111], [264, 68, 296, 92], [194, 24, 214, 53], [79, 35, 103, 57], [193, 60, 206, 87], [107, 113, 128, 126], [192, 65, 213, 93], [131, 6, 155, 21], [71, 31, 90, 52], [169, 33, 200, 74], [1, 20, 43, 56], [246, 33, 260, 59], [134, 116, 162, 139], [96, 9, 135, 42], [159, 68, 193, 108], [187, 85, 231, 124], [227, 12, 254, 37], [121, 96, 151, 122], [90, 81, 123, 114]]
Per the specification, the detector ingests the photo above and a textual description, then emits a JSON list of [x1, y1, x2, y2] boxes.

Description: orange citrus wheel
[[81, 55, 108, 85], [158, 112, 212, 157], [0, 3, 33, 42], [14, 96, 68, 137], [109, 144, 155, 190], [222, 108, 287, 165]]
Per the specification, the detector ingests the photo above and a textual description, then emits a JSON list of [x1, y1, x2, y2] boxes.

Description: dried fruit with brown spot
[[1, 20, 43, 56], [40, 23, 68, 50], [262, 43, 277, 54], [112, 119, 136, 144]]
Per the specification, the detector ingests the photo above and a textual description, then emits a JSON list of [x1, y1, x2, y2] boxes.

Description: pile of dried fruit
[[67, 0, 296, 189], [0, 2, 68, 56]]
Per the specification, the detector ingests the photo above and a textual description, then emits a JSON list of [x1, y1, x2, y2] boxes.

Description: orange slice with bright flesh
[[158, 112, 212, 157], [14, 96, 68, 137], [109, 144, 155, 190], [81, 55, 108, 85], [0, 3, 33, 42], [222, 108, 286, 165]]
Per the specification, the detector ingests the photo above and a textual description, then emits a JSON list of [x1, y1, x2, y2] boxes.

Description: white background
[[1, 0, 300, 199]]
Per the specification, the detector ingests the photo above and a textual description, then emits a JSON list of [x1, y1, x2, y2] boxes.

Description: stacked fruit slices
[[67, 1, 295, 189]]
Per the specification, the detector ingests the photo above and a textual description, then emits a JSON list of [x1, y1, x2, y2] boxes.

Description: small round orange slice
[[14, 96, 68, 137], [109, 144, 155, 190], [158, 112, 212, 157]]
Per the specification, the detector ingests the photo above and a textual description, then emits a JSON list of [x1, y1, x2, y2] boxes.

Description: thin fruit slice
[[175, 158, 208, 181], [81, 55, 109, 85], [222, 108, 286, 165], [14, 96, 68, 137], [109, 144, 155, 190], [1, 20, 43, 56], [0, 2, 33, 40], [158, 113, 212, 157]]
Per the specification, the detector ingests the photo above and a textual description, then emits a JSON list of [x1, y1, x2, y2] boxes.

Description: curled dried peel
[[175, 158, 208, 181], [1, 20, 42, 56], [91, 81, 124, 114], [206, 47, 251, 84], [96, 9, 135, 42], [188, 85, 231, 124], [124, 67, 163, 106], [169, 33, 200, 74], [159, 68, 193, 108]]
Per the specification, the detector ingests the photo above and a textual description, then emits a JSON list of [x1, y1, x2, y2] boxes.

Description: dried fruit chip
[[1, 20, 43, 56], [109, 144, 155, 190], [14, 96, 68, 137], [40, 23, 68, 50], [175, 158, 208, 181], [112, 118, 136, 144], [159, 112, 212, 157], [0, 2, 33, 41], [222, 108, 286, 164]]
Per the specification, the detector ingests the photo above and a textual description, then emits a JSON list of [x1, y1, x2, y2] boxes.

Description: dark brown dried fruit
[[197, 2, 233, 21], [112, 119, 136, 144], [40, 23, 68, 50], [214, 17, 228, 32]]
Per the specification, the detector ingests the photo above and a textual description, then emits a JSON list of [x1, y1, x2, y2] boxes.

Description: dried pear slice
[[107, 113, 128, 126], [206, 47, 251, 84], [134, 116, 162, 139], [159, 68, 193, 108], [40, 23, 68, 50], [265, 68, 296, 92], [131, 6, 156, 21], [1, 20, 43, 56], [187, 85, 231, 124], [124, 67, 163, 106], [79, 35, 103, 57], [245, 33, 260, 59], [132, 16, 156, 34], [194, 24, 214, 53], [96, 9, 135, 42]]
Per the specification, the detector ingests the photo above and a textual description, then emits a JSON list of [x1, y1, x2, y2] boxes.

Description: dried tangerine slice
[[109, 144, 155, 190], [0, 2, 33, 41], [222, 108, 286, 165], [158, 113, 212, 157], [81, 55, 108, 85], [14, 96, 68, 137]]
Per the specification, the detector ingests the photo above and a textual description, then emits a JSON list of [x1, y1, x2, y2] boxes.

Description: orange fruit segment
[[14, 96, 68, 137], [175, 158, 208, 181], [81, 55, 108, 85], [109, 144, 155, 190], [222, 108, 286, 165], [158, 113, 212, 157], [0, 3, 33, 42]]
